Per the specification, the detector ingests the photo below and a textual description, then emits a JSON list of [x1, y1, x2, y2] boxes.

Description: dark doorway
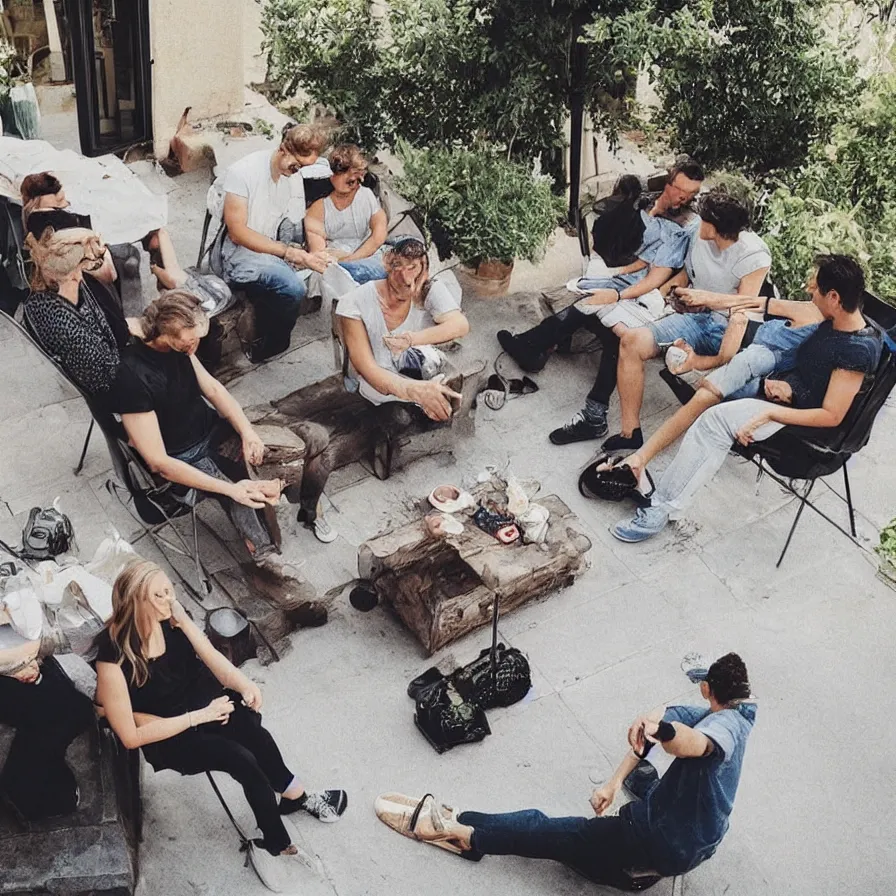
[[65, 0, 152, 156]]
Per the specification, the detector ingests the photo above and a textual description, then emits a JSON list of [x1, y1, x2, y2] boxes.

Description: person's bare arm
[[731, 295, 825, 328], [343, 209, 388, 262], [659, 269, 688, 297], [619, 265, 674, 300], [96, 661, 233, 749], [676, 266, 771, 312], [169, 600, 263, 709], [340, 317, 461, 421], [189, 355, 265, 465], [616, 258, 649, 277], [223, 193, 289, 258], [120, 411, 272, 508], [304, 198, 328, 254], [736, 368, 866, 445], [385, 310, 470, 351], [669, 312, 749, 375]]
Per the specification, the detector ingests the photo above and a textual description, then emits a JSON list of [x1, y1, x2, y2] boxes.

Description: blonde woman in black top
[[95, 560, 347, 864]]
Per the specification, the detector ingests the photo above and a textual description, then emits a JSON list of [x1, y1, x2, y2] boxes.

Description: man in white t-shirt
[[602, 189, 772, 452], [337, 238, 468, 416], [221, 124, 331, 362]]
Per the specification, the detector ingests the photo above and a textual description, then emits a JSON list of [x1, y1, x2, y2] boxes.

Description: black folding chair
[[730, 293, 896, 566], [0, 307, 235, 600]]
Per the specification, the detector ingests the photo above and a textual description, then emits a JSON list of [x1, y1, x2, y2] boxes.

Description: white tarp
[[0, 136, 167, 244]]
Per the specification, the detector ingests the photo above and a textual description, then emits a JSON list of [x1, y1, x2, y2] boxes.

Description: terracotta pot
[[456, 258, 514, 297]]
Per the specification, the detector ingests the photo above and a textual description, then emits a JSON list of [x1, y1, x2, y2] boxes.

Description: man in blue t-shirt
[[373, 653, 755, 887]]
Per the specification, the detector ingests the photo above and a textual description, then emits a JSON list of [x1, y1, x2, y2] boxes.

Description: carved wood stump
[[358, 491, 592, 653]]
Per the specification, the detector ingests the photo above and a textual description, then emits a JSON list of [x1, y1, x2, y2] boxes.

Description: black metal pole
[[567, 19, 588, 227]]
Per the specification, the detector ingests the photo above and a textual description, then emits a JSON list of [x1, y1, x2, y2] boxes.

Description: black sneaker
[[549, 411, 608, 445], [280, 789, 348, 822], [602, 428, 644, 452], [497, 330, 549, 373]]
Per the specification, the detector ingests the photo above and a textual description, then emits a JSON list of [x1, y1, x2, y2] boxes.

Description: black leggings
[[519, 306, 620, 406], [0, 658, 95, 819], [144, 693, 294, 855]]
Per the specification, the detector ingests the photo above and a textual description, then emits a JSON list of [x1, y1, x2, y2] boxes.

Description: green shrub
[[396, 142, 563, 266]]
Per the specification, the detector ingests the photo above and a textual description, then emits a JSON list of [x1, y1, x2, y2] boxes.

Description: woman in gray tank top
[[305, 144, 388, 286]]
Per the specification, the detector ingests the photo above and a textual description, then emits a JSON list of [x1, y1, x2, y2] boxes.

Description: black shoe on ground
[[602, 428, 644, 452], [280, 789, 348, 822], [549, 411, 608, 445], [497, 330, 549, 373]]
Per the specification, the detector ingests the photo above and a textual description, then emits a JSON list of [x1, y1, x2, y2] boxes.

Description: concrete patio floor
[[1, 164, 895, 896]]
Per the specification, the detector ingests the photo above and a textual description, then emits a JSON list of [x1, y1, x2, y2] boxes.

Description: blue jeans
[[225, 246, 310, 360], [653, 398, 784, 515], [458, 808, 644, 885], [648, 311, 728, 357], [339, 256, 386, 285], [171, 420, 273, 554], [704, 319, 818, 400]]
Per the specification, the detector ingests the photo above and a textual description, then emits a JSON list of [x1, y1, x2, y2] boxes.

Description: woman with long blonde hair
[[95, 560, 347, 870]]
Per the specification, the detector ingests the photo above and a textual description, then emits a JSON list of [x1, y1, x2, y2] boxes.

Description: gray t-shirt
[[686, 228, 771, 295], [324, 186, 382, 254], [336, 279, 460, 404]]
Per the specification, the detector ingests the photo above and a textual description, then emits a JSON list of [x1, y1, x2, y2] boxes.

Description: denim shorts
[[648, 311, 728, 357]]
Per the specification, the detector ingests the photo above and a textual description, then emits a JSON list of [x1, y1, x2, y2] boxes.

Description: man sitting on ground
[[111, 292, 337, 593], [304, 144, 388, 287], [375, 653, 755, 887], [337, 237, 468, 420], [611, 254, 881, 543], [221, 124, 331, 362], [496, 158, 704, 444]]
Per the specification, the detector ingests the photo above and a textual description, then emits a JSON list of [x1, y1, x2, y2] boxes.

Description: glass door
[[65, 0, 152, 156]]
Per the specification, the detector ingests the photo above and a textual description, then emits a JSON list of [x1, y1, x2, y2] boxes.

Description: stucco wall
[[149, 0, 246, 157]]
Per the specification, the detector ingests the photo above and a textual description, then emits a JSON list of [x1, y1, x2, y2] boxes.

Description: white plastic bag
[[85, 533, 140, 586]]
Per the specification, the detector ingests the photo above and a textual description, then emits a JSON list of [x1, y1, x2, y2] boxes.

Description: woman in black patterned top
[[22, 227, 139, 398]]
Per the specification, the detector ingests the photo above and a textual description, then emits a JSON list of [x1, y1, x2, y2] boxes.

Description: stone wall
[[149, 0, 246, 157]]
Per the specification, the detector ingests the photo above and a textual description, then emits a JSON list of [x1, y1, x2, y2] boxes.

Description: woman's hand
[[194, 695, 235, 726], [168, 597, 189, 629], [241, 428, 265, 466], [239, 680, 264, 712], [735, 411, 772, 446], [407, 377, 462, 422], [581, 288, 619, 307], [671, 287, 709, 312], [383, 331, 415, 355]]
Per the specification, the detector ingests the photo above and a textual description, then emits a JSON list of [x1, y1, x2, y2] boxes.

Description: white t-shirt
[[324, 186, 382, 254], [221, 149, 306, 241], [336, 279, 460, 404], [686, 228, 771, 295]]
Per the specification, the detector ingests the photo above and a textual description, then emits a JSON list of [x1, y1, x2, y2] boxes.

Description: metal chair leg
[[74, 418, 94, 475], [191, 507, 212, 595], [777, 481, 815, 568], [842, 464, 857, 537]]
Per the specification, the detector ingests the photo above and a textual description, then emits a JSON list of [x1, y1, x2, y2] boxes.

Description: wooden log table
[[358, 488, 592, 653]]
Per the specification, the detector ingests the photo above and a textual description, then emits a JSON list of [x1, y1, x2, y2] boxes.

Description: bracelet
[[655, 720, 676, 742], [188, 711, 195, 728], [614, 289, 621, 302]]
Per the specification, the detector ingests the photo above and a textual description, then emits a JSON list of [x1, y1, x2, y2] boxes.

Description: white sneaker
[[311, 515, 338, 544]]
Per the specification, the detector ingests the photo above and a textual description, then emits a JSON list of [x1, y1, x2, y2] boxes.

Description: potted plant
[[876, 517, 896, 591], [396, 141, 563, 296]]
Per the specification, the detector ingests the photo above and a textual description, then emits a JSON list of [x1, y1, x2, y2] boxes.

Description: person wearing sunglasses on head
[[22, 226, 143, 401], [220, 123, 333, 362], [0, 624, 95, 821], [336, 238, 469, 426], [304, 144, 388, 288]]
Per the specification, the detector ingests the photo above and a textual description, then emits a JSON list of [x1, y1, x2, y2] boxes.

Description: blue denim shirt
[[621, 701, 757, 874]]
